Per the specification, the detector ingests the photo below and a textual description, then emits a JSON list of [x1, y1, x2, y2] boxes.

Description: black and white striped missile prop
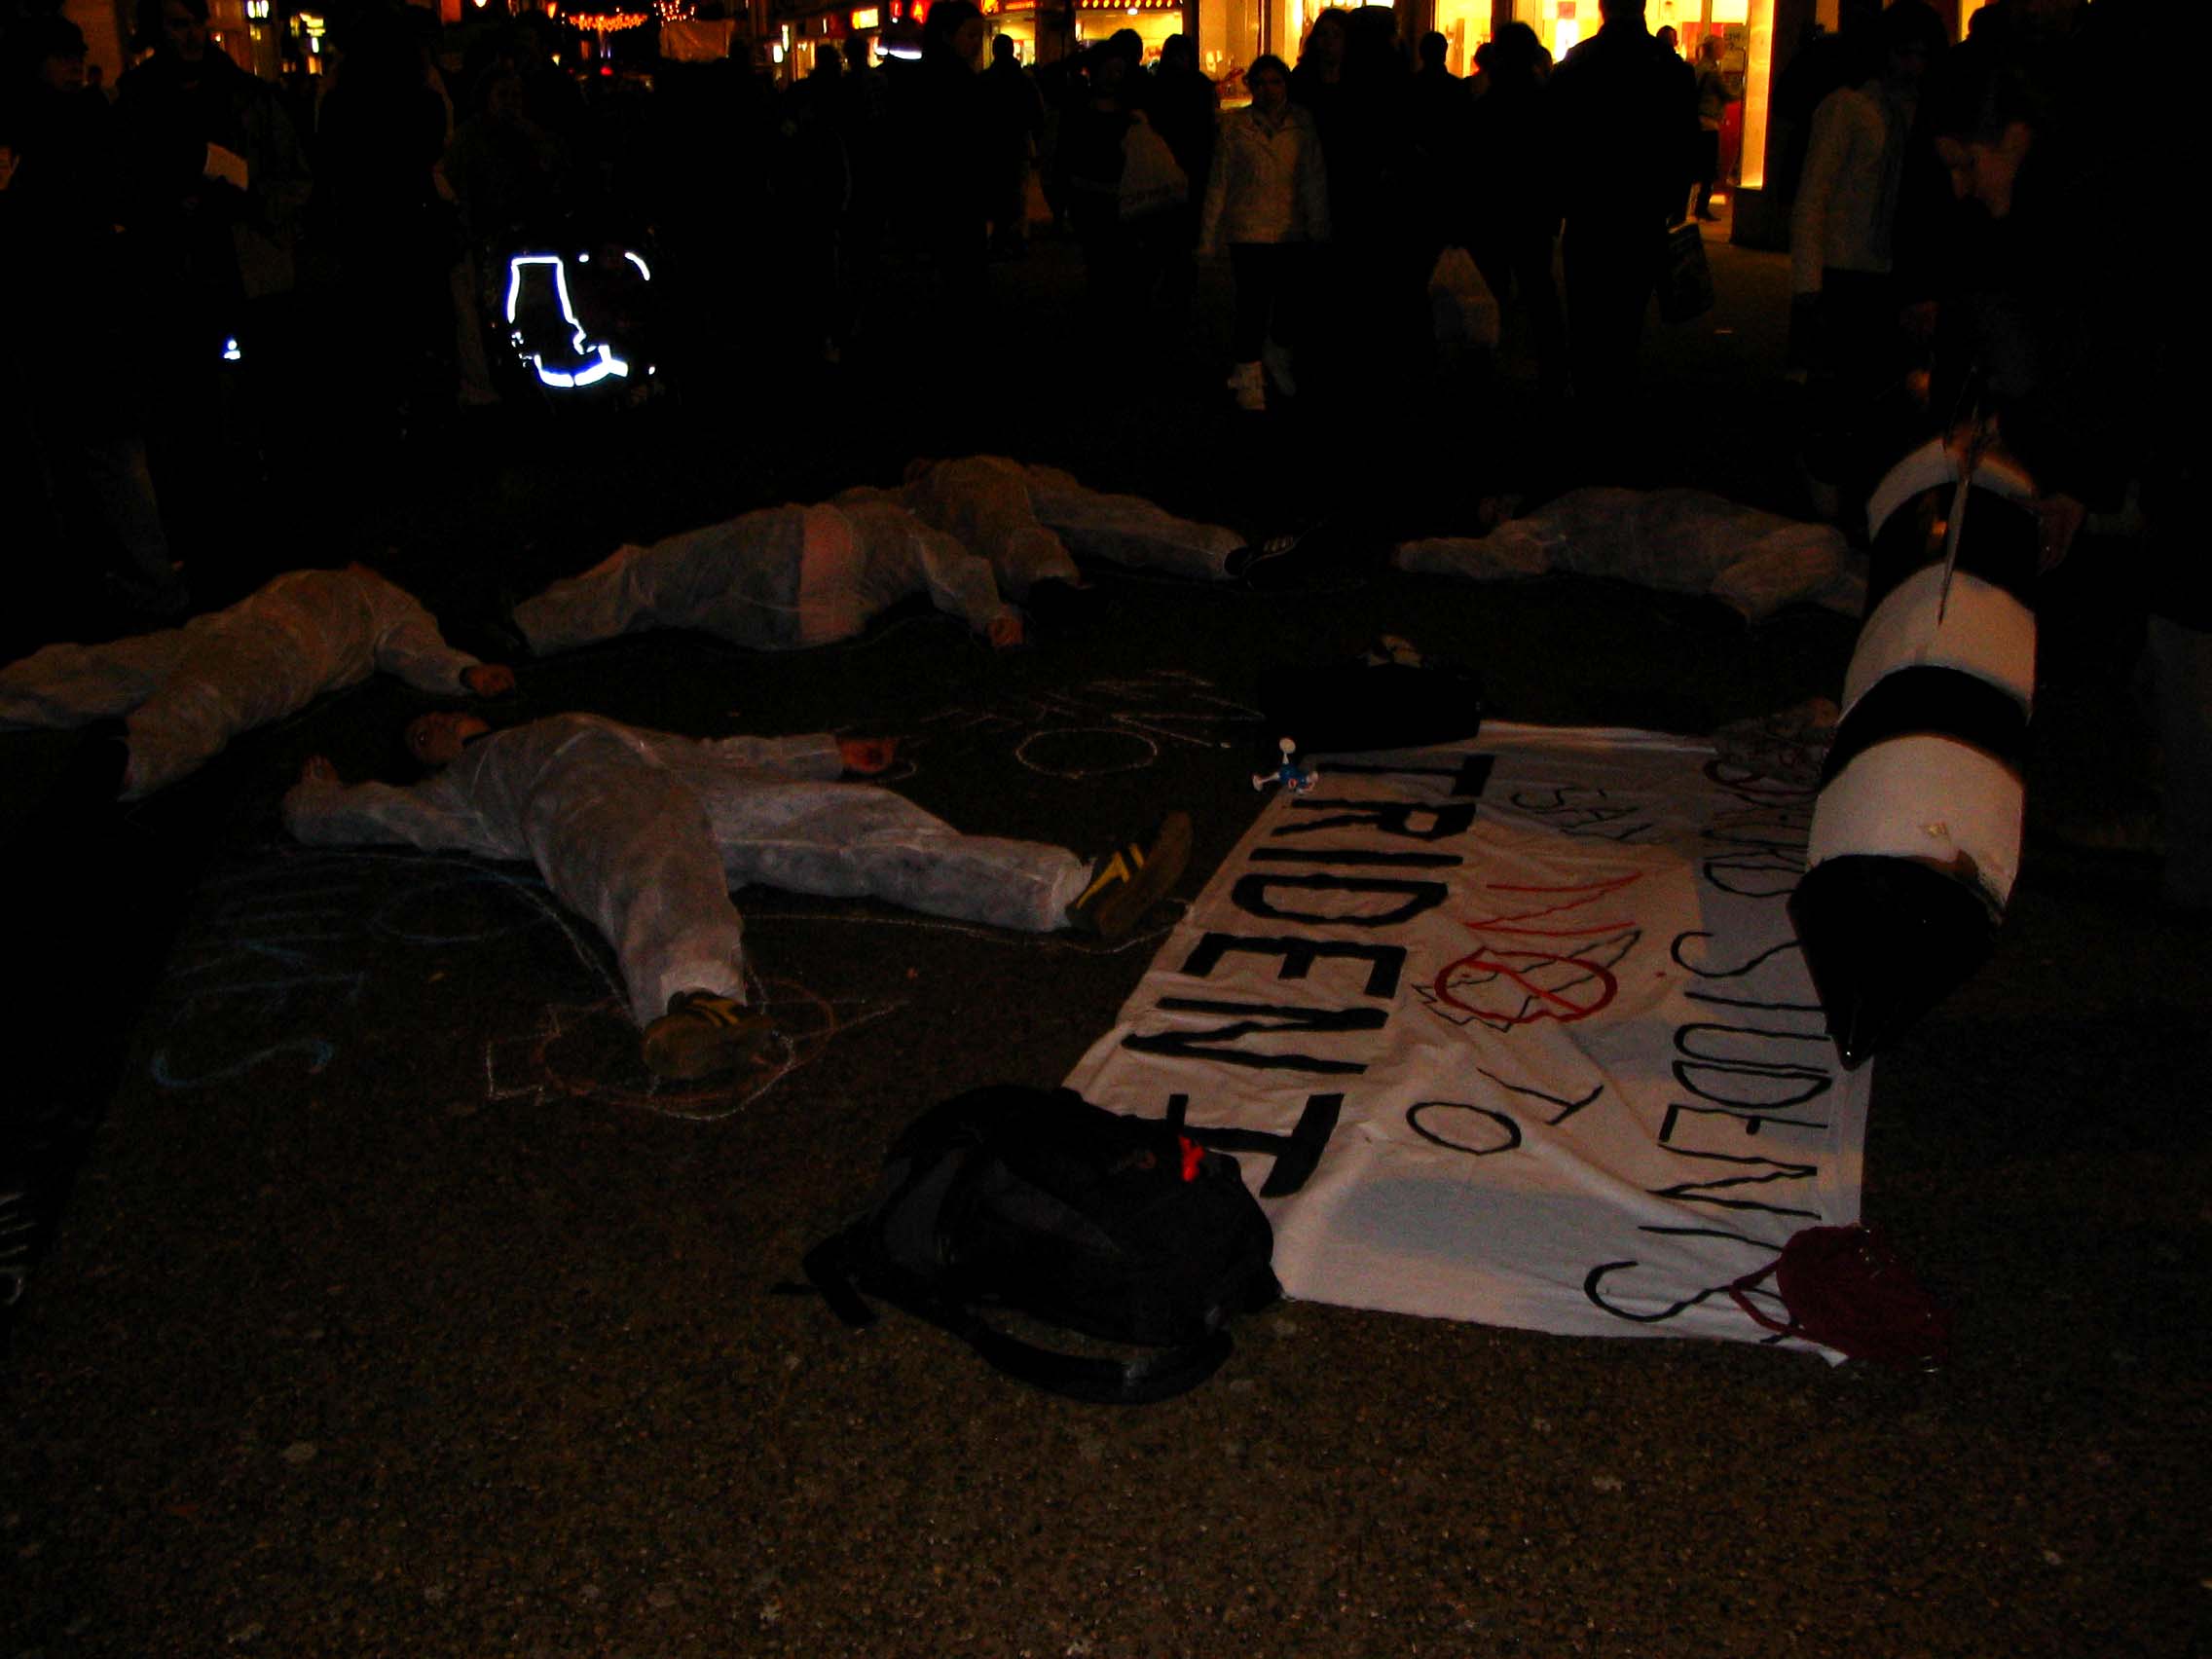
[[1788, 430, 2041, 1068]]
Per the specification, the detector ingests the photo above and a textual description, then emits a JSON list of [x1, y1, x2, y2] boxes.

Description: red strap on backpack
[[1729, 1224, 1953, 1368]]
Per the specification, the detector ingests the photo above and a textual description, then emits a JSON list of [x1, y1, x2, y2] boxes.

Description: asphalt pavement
[[2, 221, 2205, 1659]]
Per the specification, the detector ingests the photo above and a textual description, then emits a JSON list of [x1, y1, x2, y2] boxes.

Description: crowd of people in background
[[0, 0, 1696, 621], [0, 0, 2173, 752]]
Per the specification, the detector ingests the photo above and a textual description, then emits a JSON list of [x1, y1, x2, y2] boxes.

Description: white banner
[[1066, 724, 1869, 1357]]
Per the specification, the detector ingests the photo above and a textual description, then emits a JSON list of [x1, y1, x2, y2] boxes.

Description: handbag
[[1727, 1223, 1953, 1367], [1118, 118, 1189, 222], [1657, 217, 1714, 324]]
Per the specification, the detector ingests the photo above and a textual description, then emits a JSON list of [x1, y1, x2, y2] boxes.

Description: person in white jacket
[[845, 454, 1252, 596], [1393, 486, 1861, 622], [282, 711, 1194, 1080], [0, 564, 513, 798], [1197, 55, 1329, 411], [510, 497, 1025, 656], [1788, 1, 1941, 518]]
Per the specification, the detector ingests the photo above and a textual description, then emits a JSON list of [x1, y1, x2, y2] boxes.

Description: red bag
[[1729, 1224, 1953, 1367]]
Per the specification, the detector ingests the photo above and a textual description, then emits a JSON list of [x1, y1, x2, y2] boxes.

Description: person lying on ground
[[1393, 487, 1863, 622], [0, 564, 513, 799], [839, 455, 1260, 599], [509, 498, 1025, 657], [281, 711, 1194, 1081]]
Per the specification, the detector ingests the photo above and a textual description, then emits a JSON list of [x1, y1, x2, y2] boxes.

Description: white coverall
[[280, 714, 1094, 1027], [841, 455, 1247, 598], [1393, 487, 1862, 623], [0, 567, 487, 799], [510, 500, 1017, 656]]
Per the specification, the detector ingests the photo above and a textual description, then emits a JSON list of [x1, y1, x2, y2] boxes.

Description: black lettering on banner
[[1231, 873, 1450, 928], [1180, 933, 1407, 1000], [1278, 799, 1479, 841], [1479, 1067, 1603, 1126], [1669, 1021, 1834, 1130], [1671, 932, 1803, 980], [1583, 1261, 1735, 1323], [1701, 804, 1813, 899], [1323, 754, 1496, 796], [1122, 997, 1385, 1074], [1582, 1229, 1791, 1332], [1407, 1100, 1523, 1156], [1506, 788, 1653, 841], [1647, 1146, 1822, 1221], [1162, 1091, 1344, 1198], [1685, 987, 1825, 1014], [1250, 847, 1461, 868]]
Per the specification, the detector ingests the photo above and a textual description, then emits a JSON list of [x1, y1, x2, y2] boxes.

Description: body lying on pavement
[[1393, 487, 1862, 622], [0, 565, 511, 798], [845, 455, 1251, 597], [281, 710, 1192, 1079], [510, 498, 1023, 656]]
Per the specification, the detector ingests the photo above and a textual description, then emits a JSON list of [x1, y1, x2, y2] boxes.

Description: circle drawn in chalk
[[1015, 725, 1158, 780], [370, 871, 559, 945]]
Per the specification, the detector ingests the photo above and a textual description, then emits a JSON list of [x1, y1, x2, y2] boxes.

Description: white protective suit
[[0, 567, 487, 798], [1393, 487, 1864, 622], [281, 714, 1094, 1027], [841, 456, 1248, 598], [510, 500, 1017, 656]]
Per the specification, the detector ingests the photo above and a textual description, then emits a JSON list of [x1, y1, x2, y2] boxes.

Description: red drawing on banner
[[1423, 874, 1644, 1033]]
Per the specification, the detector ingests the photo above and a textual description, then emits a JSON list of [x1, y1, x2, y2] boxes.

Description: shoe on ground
[[642, 990, 776, 1081], [1225, 524, 1317, 581], [1067, 811, 1193, 940]]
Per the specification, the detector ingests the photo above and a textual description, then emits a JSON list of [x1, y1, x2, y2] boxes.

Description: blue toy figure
[[1252, 736, 1317, 794]]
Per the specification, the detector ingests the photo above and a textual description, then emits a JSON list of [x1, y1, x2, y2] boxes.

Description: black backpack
[[801, 1085, 1281, 1404]]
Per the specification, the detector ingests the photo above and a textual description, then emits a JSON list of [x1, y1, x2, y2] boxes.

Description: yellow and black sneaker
[[642, 991, 777, 1081], [1067, 811, 1193, 940]]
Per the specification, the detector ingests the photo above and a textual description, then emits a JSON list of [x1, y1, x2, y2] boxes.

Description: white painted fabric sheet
[[1064, 724, 1869, 1357]]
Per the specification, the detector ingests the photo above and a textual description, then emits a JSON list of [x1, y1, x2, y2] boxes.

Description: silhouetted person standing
[[1467, 21, 1566, 401], [1146, 33, 1216, 318], [1, 14, 187, 622], [889, 0, 992, 325], [980, 34, 1043, 256], [1547, 0, 1697, 439], [114, 0, 311, 569], [1408, 28, 1472, 250], [314, 7, 458, 440], [1692, 35, 1737, 218]]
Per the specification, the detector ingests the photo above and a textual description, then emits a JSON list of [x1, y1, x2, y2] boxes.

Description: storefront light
[[1707, 0, 1747, 21], [1737, 0, 1774, 189], [851, 5, 878, 26]]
